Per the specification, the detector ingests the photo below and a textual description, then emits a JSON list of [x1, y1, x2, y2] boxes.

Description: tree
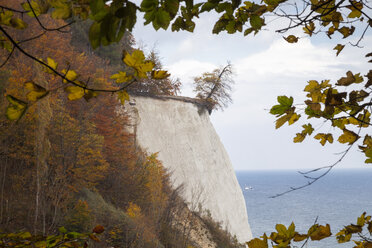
[[193, 63, 234, 113]]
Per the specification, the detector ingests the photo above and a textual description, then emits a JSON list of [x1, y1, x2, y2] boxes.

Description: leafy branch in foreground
[[247, 212, 372, 248], [269, 53, 371, 196], [0, 225, 104, 247], [4, 48, 170, 121]]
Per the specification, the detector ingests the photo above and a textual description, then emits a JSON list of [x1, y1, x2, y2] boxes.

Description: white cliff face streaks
[[123, 95, 252, 243]]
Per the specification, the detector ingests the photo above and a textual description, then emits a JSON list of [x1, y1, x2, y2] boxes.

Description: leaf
[[303, 124, 314, 135], [357, 212, 366, 226], [270, 96, 293, 116], [250, 15, 264, 30], [110, 71, 133, 83], [336, 71, 363, 86], [65, 86, 85, 100], [294, 133, 306, 143], [93, 225, 105, 234], [21, 0, 42, 17], [5, 95, 28, 121], [58, 227, 67, 233], [152, 70, 170, 79], [309, 224, 332, 241], [283, 35, 298, 43], [314, 133, 333, 146], [338, 128, 359, 145], [347, 1, 363, 18], [288, 113, 300, 125], [89, 234, 100, 242], [10, 18, 28, 29], [338, 26, 355, 38], [304, 80, 330, 103], [61, 69, 78, 83], [123, 50, 154, 78], [247, 237, 268, 248], [333, 44, 345, 56], [25, 81, 49, 101], [117, 90, 130, 105], [293, 233, 308, 242], [303, 21, 315, 36], [51, 3, 71, 19]]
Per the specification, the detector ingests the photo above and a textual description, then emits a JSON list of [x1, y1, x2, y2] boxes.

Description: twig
[[0, 25, 136, 93]]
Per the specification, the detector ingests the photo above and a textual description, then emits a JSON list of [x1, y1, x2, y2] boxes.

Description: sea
[[236, 169, 372, 247]]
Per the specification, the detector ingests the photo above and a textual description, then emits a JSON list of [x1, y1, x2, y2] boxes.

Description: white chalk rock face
[[125, 95, 252, 243]]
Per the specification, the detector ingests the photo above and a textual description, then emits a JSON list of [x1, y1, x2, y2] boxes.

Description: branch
[[0, 25, 135, 93], [26, 0, 74, 33], [270, 136, 357, 198], [0, 5, 26, 14]]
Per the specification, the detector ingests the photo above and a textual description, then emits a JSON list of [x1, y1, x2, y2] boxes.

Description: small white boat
[[244, 185, 253, 191]]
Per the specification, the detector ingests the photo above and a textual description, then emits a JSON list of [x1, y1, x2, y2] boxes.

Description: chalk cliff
[[122, 95, 252, 243]]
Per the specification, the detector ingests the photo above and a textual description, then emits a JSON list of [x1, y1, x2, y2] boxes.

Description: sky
[[132, 11, 371, 171]]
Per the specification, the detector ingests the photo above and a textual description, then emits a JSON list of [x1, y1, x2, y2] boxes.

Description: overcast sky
[[132, 13, 371, 171]]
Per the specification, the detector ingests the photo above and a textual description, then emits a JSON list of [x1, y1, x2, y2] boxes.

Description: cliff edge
[[122, 95, 252, 243]]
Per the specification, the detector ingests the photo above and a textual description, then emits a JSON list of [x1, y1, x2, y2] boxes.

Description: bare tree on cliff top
[[193, 63, 234, 113]]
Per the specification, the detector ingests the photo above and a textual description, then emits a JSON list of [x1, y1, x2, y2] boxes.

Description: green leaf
[[141, 0, 158, 11], [250, 15, 264, 30], [270, 96, 293, 116], [153, 9, 171, 30], [165, 0, 180, 17], [201, 2, 218, 12], [5, 95, 28, 121], [58, 227, 67, 234]]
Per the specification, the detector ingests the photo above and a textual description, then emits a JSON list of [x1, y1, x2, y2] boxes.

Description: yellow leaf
[[293, 233, 308, 242], [117, 90, 130, 105], [247, 237, 268, 248], [65, 86, 85, 100], [46, 57, 58, 74], [303, 22, 315, 36], [314, 133, 333, 146], [123, 50, 154, 78], [294, 133, 306, 143], [110, 71, 133, 83], [25, 81, 49, 101], [283, 35, 298, 43], [123, 49, 146, 67], [347, 1, 363, 18], [338, 129, 359, 145], [6, 95, 28, 121], [333, 44, 345, 56], [152, 70, 170, 79], [61, 69, 78, 83], [310, 224, 332, 241], [288, 113, 300, 125]]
